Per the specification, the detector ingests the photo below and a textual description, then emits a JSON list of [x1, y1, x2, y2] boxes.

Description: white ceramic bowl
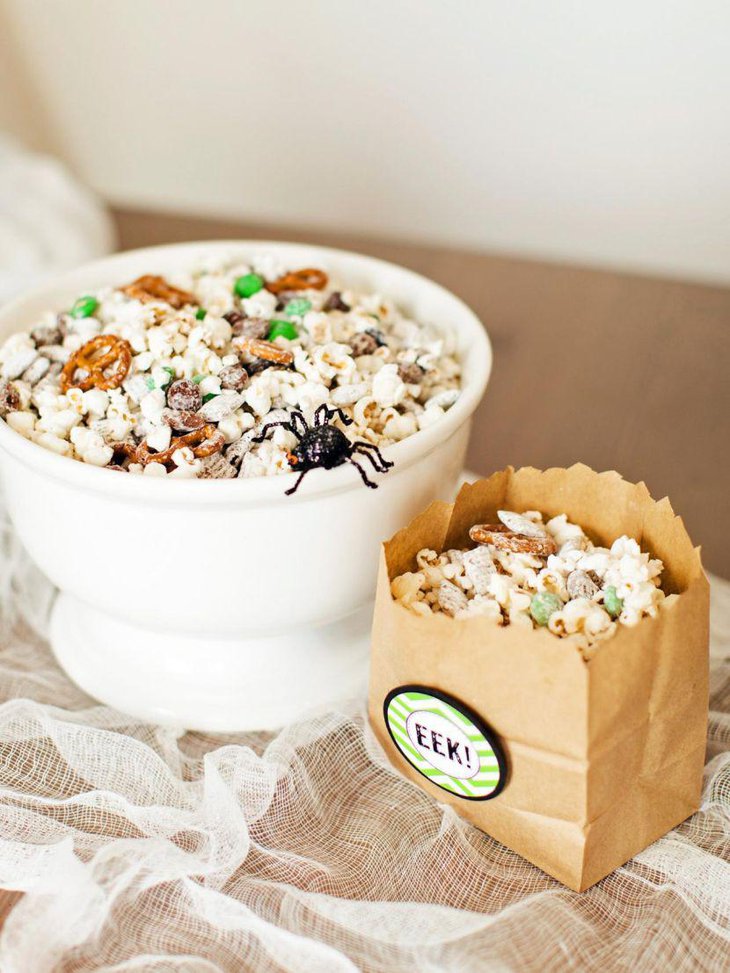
[[0, 241, 491, 730]]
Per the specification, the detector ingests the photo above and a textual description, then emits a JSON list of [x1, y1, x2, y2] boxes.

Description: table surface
[[115, 208, 730, 576]]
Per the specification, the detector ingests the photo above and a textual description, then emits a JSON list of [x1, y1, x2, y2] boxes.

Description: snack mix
[[0, 256, 461, 489], [391, 510, 666, 651]]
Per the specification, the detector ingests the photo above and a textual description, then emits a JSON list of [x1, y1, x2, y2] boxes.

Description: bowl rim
[[0, 239, 492, 504]]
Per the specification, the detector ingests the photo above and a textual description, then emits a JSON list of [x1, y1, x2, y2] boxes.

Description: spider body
[[252, 405, 394, 495], [291, 422, 353, 471]]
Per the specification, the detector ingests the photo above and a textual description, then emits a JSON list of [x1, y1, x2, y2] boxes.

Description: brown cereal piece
[[198, 391, 245, 422], [163, 409, 207, 433], [367, 327, 387, 346], [560, 537, 586, 554], [0, 380, 20, 416], [324, 291, 351, 312], [469, 523, 557, 556], [30, 324, 62, 347], [438, 580, 468, 616], [244, 357, 295, 376], [60, 334, 133, 392], [136, 424, 224, 467], [224, 311, 270, 340], [462, 545, 496, 595], [349, 332, 379, 357], [22, 357, 50, 386], [197, 452, 237, 479], [121, 274, 198, 309], [123, 373, 152, 404], [240, 319, 270, 340], [398, 362, 425, 385], [266, 268, 328, 294], [236, 336, 294, 366], [2, 347, 37, 380], [166, 379, 202, 413], [37, 344, 70, 364], [219, 364, 249, 391], [567, 570, 599, 599], [497, 510, 548, 539], [223, 310, 245, 328], [224, 433, 255, 468]]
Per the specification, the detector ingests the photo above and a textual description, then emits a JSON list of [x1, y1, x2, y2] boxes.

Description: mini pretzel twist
[[60, 334, 133, 392], [135, 424, 225, 467], [469, 523, 557, 556], [121, 274, 198, 309], [235, 336, 294, 365], [266, 268, 328, 294]]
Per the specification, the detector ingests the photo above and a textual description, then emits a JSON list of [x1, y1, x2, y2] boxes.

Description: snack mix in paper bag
[[390, 508, 666, 655]]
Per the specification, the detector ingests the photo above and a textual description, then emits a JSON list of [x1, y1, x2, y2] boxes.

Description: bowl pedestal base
[[50, 593, 372, 732]]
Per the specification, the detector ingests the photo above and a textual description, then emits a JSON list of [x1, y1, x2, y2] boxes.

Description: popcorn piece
[[6, 411, 35, 437], [69, 425, 114, 466], [391, 572, 425, 606], [145, 425, 173, 454], [372, 363, 406, 408], [34, 431, 72, 456], [83, 389, 110, 419]]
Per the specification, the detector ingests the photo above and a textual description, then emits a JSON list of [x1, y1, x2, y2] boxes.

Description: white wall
[[3, 0, 729, 282]]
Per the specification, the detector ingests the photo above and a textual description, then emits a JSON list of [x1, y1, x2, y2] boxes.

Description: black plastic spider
[[251, 405, 394, 495]]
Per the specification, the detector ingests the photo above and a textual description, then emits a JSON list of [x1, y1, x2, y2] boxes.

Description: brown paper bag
[[368, 465, 709, 891]]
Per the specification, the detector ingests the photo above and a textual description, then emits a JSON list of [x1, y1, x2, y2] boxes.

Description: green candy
[[267, 320, 298, 341], [529, 592, 563, 626], [195, 307, 207, 320], [191, 374, 205, 384], [70, 295, 98, 318], [233, 273, 264, 298], [603, 585, 623, 618], [284, 298, 311, 317], [202, 392, 218, 403]]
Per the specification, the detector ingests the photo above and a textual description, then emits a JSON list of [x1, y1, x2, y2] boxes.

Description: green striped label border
[[383, 685, 507, 801]]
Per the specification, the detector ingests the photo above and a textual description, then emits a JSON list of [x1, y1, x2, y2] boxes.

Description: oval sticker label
[[383, 685, 507, 800]]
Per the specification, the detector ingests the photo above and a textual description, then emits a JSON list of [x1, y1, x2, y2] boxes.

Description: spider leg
[[251, 420, 299, 444], [285, 470, 307, 495], [314, 404, 329, 427], [314, 405, 353, 427], [329, 406, 353, 427], [351, 445, 387, 472], [348, 457, 378, 489], [288, 410, 309, 436], [351, 441, 394, 471]]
